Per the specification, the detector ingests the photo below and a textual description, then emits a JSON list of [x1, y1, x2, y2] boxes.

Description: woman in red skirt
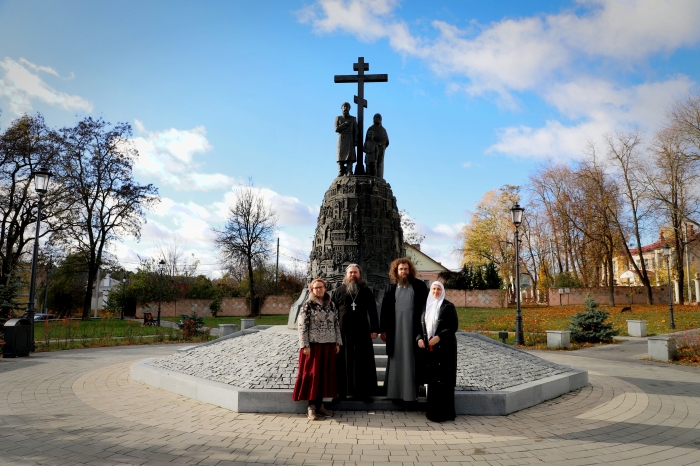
[[293, 278, 342, 420]]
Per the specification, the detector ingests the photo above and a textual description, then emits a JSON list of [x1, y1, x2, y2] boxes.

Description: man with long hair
[[380, 258, 428, 402], [332, 264, 379, 402]]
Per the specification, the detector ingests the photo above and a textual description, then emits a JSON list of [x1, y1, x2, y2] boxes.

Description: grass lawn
[[33, 318, 171, 340], [457, 304, 700, 336], [163, 314, 289, 329]]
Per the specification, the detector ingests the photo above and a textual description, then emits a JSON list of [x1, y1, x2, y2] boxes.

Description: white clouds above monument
[[0, 57, 92, 115], [299, 0, 700, 160], [2, 0, 698, 275]]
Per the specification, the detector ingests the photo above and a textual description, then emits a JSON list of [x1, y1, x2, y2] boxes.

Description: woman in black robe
[[417, 281, 458, 422]]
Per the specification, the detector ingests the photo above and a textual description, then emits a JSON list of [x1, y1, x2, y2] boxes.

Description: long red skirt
[[292, 343, 337, 401]]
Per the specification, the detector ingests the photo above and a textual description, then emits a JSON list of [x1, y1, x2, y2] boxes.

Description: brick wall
[[136, 295, 294, 317], [548, 286, 671, 306], [445, 289, 508, 308]]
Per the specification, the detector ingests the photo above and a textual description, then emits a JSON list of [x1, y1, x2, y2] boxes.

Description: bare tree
[[643, 128, 700, 303], [668, 93, 700, 159], [399, 210, 425, 246], [54, 117, 159, 320], [155, 236, 200, 278], [603, 132, 654, 303], [213, 183, 277, 316]]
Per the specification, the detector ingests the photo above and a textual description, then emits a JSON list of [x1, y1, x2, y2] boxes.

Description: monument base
[[131, 358, 586, 415], [130, 326, 588, 416]]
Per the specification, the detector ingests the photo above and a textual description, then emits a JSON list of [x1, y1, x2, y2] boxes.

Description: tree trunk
[[247, 256, 258, 317], [82, 267, 97, 320], [675, 236, 685, 304], [606, 245, 615, 306]]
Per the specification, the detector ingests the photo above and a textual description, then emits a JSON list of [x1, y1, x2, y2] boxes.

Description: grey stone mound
[[150, 332, 299, 390], [455, 333, 571, 391], [148, 331, 573, 392]]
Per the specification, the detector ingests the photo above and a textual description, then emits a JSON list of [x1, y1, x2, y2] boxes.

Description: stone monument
[[288, 57, 402, 327]]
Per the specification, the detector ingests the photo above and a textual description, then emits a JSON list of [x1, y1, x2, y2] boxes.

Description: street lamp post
[[157, 260, 165, 327], [663, 244, 676, 329], [27, 168, 52, 352], [120, 271, 129, 320], [511, 203, 525, 346]]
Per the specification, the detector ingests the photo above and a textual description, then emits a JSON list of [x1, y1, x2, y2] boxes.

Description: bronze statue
[[363, 130, 378, 176], [365, 113, 389, 178], [335, 102, 358, 176]]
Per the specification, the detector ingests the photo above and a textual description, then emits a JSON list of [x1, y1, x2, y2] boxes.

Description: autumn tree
[[529, 162, 586, 283], [213, 183, 277, 316], [460, 185, 519, 281], [603, 131, 654, 303], [54, 117, 159, 320], [0, 114, 71, 323], [572, 158, 625, 305]]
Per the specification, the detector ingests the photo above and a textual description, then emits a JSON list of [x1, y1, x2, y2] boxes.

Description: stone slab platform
[[131, 358, 587, 415], [130, 326, 588, 415]]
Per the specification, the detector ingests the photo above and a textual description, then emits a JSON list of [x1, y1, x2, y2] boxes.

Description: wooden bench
[[143, 312, 157, 326]]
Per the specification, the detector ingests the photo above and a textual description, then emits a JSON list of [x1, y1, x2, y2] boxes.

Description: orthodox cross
[[334, 57, 388, 175]]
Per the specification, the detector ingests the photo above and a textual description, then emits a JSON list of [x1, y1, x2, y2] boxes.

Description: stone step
[[327, 396, 427, 411], [376, 366, 386, 382], [375, 354, 387, 368], [373, 343, 386, 355]]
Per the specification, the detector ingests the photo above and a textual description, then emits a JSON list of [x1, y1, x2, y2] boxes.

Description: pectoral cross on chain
[[351, 302, 357, 311]]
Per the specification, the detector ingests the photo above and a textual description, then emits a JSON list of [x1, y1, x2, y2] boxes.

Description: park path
[[0, 339, 699, 465]]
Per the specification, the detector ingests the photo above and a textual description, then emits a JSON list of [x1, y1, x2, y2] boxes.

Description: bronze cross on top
[[334, 57, 388, 175]]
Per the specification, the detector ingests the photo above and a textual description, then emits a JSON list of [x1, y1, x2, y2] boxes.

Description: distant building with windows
[[404, 243, 450, 287], [613, 230, 699, 286]]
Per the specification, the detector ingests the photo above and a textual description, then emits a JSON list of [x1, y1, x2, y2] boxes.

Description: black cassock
[[332, 284, 379, 398], [417, 299, 458, 422]]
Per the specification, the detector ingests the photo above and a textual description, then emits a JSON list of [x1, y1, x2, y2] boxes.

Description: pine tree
[[568, 294, 619, 343], [472, 267, 486, 290], [483, 262, 503, 289]]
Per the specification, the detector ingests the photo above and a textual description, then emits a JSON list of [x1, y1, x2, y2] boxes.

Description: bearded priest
[[331, 264, 379, 402]]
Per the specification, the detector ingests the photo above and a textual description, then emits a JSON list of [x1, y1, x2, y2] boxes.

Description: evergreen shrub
[[568, 294, 619, 343]]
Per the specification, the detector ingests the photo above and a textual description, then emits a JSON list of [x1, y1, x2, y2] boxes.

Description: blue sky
[[1, 0, 699, 275]]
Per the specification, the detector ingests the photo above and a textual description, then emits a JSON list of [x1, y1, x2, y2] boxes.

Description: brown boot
[[307, 406, 317, 421], [317, 404, 334, 417]]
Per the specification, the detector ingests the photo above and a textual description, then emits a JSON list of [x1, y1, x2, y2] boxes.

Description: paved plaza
[[1, 339, 699, 465]]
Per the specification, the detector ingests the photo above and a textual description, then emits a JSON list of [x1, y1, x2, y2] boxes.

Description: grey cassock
[[384, 285, 416, 401]]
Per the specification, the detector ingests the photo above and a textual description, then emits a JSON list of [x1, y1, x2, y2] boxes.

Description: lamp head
[[158, 260, 166, 273], [663, 243, 671, 257], [33, 168, 52, 194], [511, 203, 524, 227]]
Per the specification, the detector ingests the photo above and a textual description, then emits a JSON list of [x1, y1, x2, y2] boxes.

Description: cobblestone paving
[[149, 331, 572, 391], [151, 332, 299, 389], [2, 340, 699, 465], [455, 333, 570, 390]]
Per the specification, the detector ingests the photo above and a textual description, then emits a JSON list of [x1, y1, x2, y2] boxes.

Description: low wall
[[445, 289, 508, 308], [137, 295, 294, 318], [548, 286, 671, 306]]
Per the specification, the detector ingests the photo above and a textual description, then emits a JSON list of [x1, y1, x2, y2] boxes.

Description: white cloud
[[299, 0, 700, 160], [131, 121, 236, 191], [489, 76, 695, 159], [0, 57, 92, 115], [112, 181, 321, 277]]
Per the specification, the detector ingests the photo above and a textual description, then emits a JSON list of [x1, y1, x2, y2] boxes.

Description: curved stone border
[[130, 358, 587, 416]]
